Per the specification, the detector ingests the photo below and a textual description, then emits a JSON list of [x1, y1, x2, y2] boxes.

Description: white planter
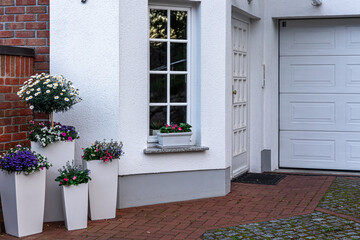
[[0, 170, 46, 237], [84, 159, 118, 220], [62, 184, 88, 231], [31, 141, 75, 222], [157, 132, 192, 148]]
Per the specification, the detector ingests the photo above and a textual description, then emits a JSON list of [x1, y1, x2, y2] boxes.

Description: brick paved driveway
[[0, 175, 334, 240]]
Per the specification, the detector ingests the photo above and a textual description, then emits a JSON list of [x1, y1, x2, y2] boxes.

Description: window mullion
[[167, 9, 171, 124]]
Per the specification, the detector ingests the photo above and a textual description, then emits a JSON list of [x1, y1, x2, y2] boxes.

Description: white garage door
[[280, 19, 360, 171]]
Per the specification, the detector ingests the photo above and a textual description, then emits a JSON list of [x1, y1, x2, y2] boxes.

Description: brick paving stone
[[0, 175, 335, 240]]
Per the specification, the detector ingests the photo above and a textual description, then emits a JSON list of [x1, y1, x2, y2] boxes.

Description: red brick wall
[[0, 54, 34, 154], [0, 0, 49, 73]]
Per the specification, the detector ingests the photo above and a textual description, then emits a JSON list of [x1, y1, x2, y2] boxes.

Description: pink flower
[[105, 159, 108, 162], [60, 182, 62, 185], [64, 178, 68, 182], [16, 144, 21, 147], [166, 124, 169, 128], [178, 127, 182, 131], [29, 120, 35, 124], [174, 124, 178, 127], [172, 127, 175, 129], [41, 167, 44, 170], [68, 137, 73, 141], [29, 130, 34, 134], [61, 132, 66, 137], [39, 122, 44, 126], [96, 149, 99, 152], [81, 156, 84, 158], [72, 176, 77, 180]]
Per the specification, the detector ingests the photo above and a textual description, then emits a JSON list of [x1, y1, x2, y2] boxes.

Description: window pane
[[150, 42, 167, 71], [149, 9, 167, 39], [170, 74, 186, 102], [150, 106, 167, 135], [150, 74, 167, 103], [170, 11, 187, 39], [170, 106, 187, 124], [170, 43, 187, 71]]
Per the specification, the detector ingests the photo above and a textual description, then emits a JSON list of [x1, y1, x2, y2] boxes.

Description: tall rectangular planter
[[0, 170, 46, 238], [157, 132, 192, 148], [62, 184, 88, 231], [31, 141, 75, 222], [84, 159, 118, 220]]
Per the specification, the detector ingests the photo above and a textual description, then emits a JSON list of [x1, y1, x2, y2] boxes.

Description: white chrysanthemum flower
[[28, 96, 33, 99], [37, 88, 41, 91], [26, 91, 30, 94], [60, 93, 63, 95], [35, 92, 40, 96], [70, 93, 74, 96], [46, 90, 50, 93], [62, 89, 66, 92], [29, 105, 34, 109], [64, 97, 69, 101], [30, 88, 34, 91], [25, 97, 29, 101], [54, 96, 59, 99], [47, 84, 53, 88]]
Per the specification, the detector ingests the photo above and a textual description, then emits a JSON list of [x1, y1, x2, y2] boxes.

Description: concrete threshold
[[272, 168, 360, 177]]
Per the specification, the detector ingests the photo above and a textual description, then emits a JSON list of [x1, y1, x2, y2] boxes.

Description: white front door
[[231, 17, 249, 177], [280, 19, 360, 171]]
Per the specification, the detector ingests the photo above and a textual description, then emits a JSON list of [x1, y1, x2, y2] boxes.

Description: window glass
[[150, 9, 167, 39], [170, 11, 187, 39], [150, 106, 167, 135], [150, 42, 167, 71], [170, 106, 187, 123], [170, 74, 186, 103], [170, 43, 187, 71], [150, 74, 167, 103]]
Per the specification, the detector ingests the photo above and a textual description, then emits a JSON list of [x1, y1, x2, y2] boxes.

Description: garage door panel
[[280, 131, 360, 170], [280, 19, 360, 56], [280, 56, 360, 93], [281, 94, 360, 131]]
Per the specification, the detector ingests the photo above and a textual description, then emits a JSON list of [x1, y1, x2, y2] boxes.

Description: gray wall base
[[117, 167, 231, 209]]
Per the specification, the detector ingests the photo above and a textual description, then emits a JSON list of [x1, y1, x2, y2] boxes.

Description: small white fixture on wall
[[312, 0, 322, 6]]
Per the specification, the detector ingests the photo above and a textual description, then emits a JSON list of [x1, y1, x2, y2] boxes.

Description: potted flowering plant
[[18, 73, 81, 223], [55, 162, 91, 231], [0, 145, 51, 237], [157, 123, 192, 148], [82, 140, 123, 220], [17, 73, 81, 127]]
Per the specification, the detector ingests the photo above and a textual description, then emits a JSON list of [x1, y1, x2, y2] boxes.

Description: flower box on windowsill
[[156, 132, 192, 149]]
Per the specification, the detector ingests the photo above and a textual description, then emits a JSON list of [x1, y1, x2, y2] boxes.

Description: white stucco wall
[[50, 0, 120, 163], [51, 0, 231, 175]]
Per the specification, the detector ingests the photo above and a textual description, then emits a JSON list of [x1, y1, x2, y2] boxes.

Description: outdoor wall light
[[81, 0, 86, 3], [312, 0, 322, 6]]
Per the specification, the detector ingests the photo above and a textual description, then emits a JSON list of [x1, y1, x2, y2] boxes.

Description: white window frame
[[148, 5, 191, 143]]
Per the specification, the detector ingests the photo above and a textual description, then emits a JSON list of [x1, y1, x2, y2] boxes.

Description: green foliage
[[82, 139, 124, 162], [55, 161, 91, 186], [159, 123, 192, 133], [17, 73, 81, 114]]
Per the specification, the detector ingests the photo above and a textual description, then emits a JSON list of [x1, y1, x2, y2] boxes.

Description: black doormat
[[232, 173, 286, 185]]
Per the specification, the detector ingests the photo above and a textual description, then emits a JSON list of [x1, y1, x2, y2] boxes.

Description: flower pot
[[0, 170, 46, 237], [31, 141, 75, 222], [84, 159, 118, 220], [62, 183, 88, 231], [156, 132, 192, 148]]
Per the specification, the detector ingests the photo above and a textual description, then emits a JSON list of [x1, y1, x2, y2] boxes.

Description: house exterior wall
[[50, 0, 360, 207]]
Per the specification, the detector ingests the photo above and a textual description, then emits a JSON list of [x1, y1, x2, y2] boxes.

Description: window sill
[[143, 146, 209, 154]]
